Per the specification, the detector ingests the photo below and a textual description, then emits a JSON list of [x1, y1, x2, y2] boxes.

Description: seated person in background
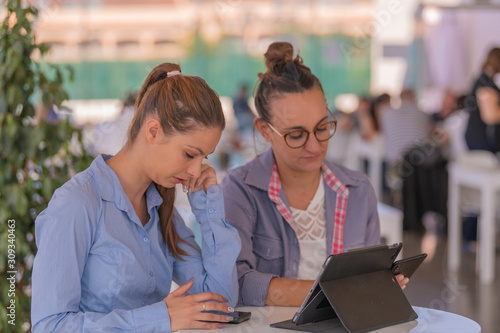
[[356, 93, 391, 142], [431, 89, 457, 123], [379, 89, 430, 167], [431, 90, 468, 162], [465, 47, 500, 154], [87, 92, 138, 156], [380, 89, 446, 232], [233, 83, 255, 134], [31, 63, 241, 332], [221, 42, 408, 307]]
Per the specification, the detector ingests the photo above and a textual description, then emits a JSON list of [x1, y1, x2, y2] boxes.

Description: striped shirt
[[380, 101, 431, 164]]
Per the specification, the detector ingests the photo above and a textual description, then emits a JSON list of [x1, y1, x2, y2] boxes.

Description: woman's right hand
[[165, 278, 234, 331]]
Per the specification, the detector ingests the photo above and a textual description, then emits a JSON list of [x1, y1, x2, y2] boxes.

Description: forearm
[[265, 277, 314, 307], [182, 185, 241, 306], [32, 301, 170, 333], [477, 87, 500, 124]]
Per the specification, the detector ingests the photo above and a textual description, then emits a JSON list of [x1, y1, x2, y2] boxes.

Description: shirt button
[[143, 236, 149, 243], [149, 271, 154, 277], [208, 208, 215, 213], [141, 301, 146, 306]]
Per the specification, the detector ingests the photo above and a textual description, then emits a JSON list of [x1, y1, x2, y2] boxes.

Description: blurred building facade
[[32, 0, 374, 102]]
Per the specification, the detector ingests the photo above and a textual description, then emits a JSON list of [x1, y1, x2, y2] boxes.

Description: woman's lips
[[173, 177, 186, 184], [302, 154, 321, 160]]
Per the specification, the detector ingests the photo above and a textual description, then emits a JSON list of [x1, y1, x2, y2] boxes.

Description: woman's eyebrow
[[187, 145, 205, 155], [314, 116, 329, 127], [283, 116, 329, 131]]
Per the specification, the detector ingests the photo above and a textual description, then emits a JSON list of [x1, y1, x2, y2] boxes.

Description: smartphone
[[392, 253, 427, 278], [226, 311, 251, 324], [204, 311, 252, 324]]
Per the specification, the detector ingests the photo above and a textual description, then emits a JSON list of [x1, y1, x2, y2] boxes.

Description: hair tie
[[167, 70, 181, 78]]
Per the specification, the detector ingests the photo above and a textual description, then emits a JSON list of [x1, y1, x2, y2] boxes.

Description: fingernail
[[216, 324, 224, 328], [182, 185, 188, 193], [405, 278, 410, 283], [228, 307, 234, 312], [223, 297, 229, 303], [226, 316, 233, 321], [194, 182, 199, 188], [188, 277, 194, 283]]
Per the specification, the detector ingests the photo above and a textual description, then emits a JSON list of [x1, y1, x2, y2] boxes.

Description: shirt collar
[[244, 148, 362, 191], [91, 154, 163, 212], [244, 149, 275, 191]]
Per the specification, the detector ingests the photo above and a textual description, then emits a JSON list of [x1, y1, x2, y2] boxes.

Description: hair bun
[[264, 42, 294, 72]]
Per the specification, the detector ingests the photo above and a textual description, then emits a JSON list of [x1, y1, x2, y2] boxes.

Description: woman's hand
[[184, 163, 218, 194], [395, 274, 410, 290], [165, 278, 234, 331]]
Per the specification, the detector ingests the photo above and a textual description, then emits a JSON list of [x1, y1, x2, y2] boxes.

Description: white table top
[[181, 305, 481, 333]]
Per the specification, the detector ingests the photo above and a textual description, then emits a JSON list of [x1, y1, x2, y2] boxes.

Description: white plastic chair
[[378, 202, 403, 258], [447, 150, 500, 284], [345, 133, 387, 200]]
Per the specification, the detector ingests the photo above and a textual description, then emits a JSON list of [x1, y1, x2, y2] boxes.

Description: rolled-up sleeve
[[364, 180, 381, 247], [221, 175, 279, 306], [172, 185, 241, 308]]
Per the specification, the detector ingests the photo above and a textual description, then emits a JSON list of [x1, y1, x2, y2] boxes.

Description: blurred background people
[[233, 83, 255, 135], [380, 89, 447, 233], [465, 47, 500, 154], [356, 93, 391, 142], [85, 92, 137, 156]]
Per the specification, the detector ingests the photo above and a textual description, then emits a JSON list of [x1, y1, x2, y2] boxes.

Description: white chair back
[[457, 150, 499, 169]]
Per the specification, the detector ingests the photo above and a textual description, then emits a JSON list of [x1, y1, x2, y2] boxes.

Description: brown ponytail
[[254, 41, 324, 123], [129, 62, 225, 259]]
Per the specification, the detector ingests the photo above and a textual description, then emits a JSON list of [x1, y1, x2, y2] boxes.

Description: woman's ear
[[254, 118, 272, 142], [145, 118, 162, 143]]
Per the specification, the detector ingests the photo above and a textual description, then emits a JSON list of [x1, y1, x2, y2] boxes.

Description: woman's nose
[[303, 132, 322, 151], [187, 161, 201, 179]]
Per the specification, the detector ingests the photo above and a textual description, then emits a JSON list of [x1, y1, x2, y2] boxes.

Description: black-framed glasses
[[267, 111, 337, 149]]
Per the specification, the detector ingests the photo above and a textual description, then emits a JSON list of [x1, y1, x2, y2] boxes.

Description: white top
[[290, 177, 327, 280]]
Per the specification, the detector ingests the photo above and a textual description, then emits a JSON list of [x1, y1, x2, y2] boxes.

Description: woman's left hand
[[186, 164, 218, 194], [395, 274, 410, 290]]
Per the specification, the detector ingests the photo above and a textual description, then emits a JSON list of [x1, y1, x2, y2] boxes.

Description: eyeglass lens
[[284, 121, 336, 148]]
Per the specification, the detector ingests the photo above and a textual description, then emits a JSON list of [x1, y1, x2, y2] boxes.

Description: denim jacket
[[221, 149, 380, 306]]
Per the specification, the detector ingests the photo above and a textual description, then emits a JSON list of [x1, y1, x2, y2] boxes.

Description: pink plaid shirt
[[268, 162, 350, 254]]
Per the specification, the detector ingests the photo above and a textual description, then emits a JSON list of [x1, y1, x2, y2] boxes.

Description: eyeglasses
[[267, 111, 337, 149]]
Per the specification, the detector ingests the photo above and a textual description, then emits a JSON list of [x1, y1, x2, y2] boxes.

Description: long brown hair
[[129, 62, 225, 259]]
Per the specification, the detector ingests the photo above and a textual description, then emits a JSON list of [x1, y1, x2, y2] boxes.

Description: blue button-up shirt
[[31, 155, 241, 332]]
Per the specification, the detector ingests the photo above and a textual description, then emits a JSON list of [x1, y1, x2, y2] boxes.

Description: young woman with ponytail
[[221, 42, 408, 307], [31, 63, 241, 332]]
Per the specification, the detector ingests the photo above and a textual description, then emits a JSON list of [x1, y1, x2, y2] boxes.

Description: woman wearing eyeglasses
[[221, 42, 408, 307]]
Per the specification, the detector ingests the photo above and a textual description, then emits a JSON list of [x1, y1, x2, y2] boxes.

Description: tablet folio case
[[271, 244, 418, 333]]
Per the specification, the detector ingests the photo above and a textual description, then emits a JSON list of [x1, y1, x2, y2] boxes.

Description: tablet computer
[[293, 243, 403, 325], [271, 243, 420, 333]]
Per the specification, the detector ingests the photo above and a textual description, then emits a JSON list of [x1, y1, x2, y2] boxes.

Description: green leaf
[[38, 43, 50, 55], [0, 1, 93, 330], [4, 113, 17, 138]]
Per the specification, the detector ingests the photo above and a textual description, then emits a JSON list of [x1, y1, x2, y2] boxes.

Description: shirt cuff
[[188, 185, 225, 224], [132, 300, 171, 331], [239, 271, 278, 306]]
